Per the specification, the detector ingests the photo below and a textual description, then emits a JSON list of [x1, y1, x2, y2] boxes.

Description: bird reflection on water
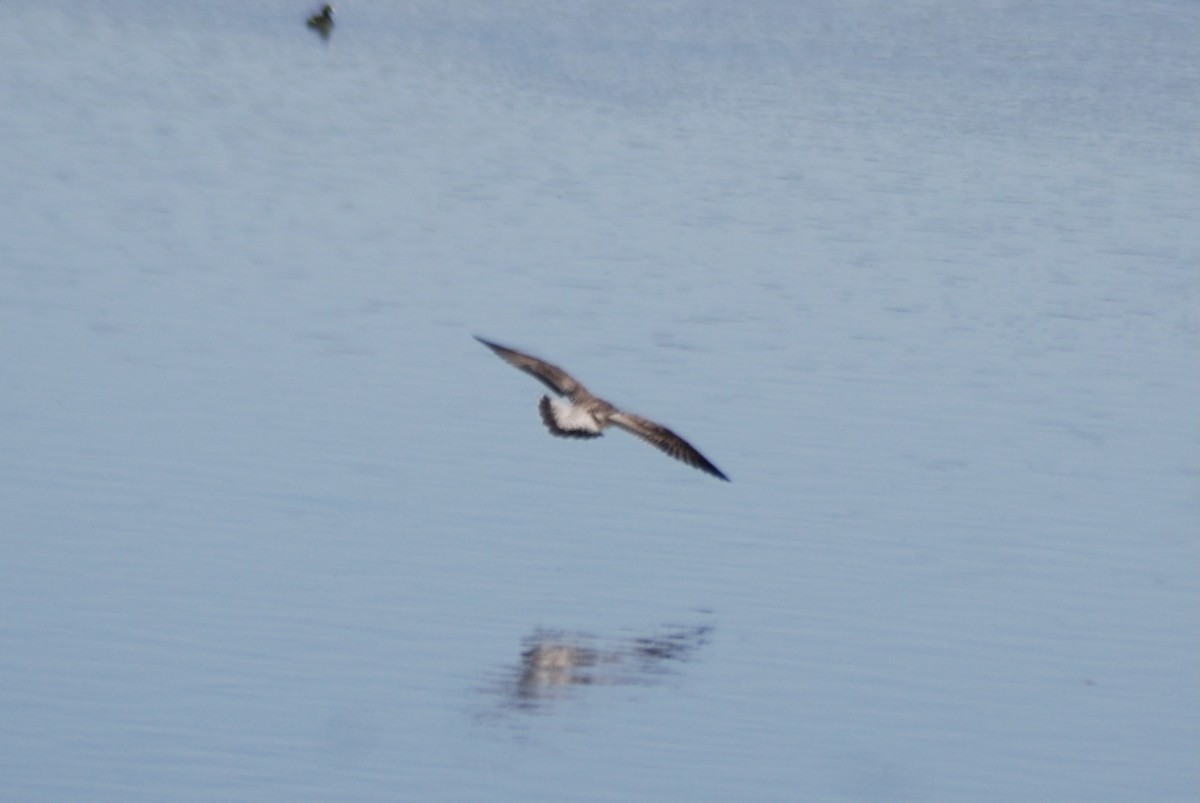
[[516, 640, 609, 699], [481, 621, 714, 716]]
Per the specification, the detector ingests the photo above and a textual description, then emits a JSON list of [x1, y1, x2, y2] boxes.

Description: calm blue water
[[2, 2, 1197, 801]]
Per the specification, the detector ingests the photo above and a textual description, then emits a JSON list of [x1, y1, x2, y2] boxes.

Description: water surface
[[1, 2, 1197, 801]]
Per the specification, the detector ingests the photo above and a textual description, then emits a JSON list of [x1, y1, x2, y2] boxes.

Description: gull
[[475, 335, 729, 481]]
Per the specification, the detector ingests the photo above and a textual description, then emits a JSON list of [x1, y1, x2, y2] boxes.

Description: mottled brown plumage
[[475, 335, 729, 481]]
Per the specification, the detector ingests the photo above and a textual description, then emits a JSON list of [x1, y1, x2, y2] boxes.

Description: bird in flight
[[475, 335, 729, 481]]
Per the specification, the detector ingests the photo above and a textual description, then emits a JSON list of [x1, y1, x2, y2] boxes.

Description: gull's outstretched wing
[[609, 411, 729, 481], [475, 335, 586, 398]]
